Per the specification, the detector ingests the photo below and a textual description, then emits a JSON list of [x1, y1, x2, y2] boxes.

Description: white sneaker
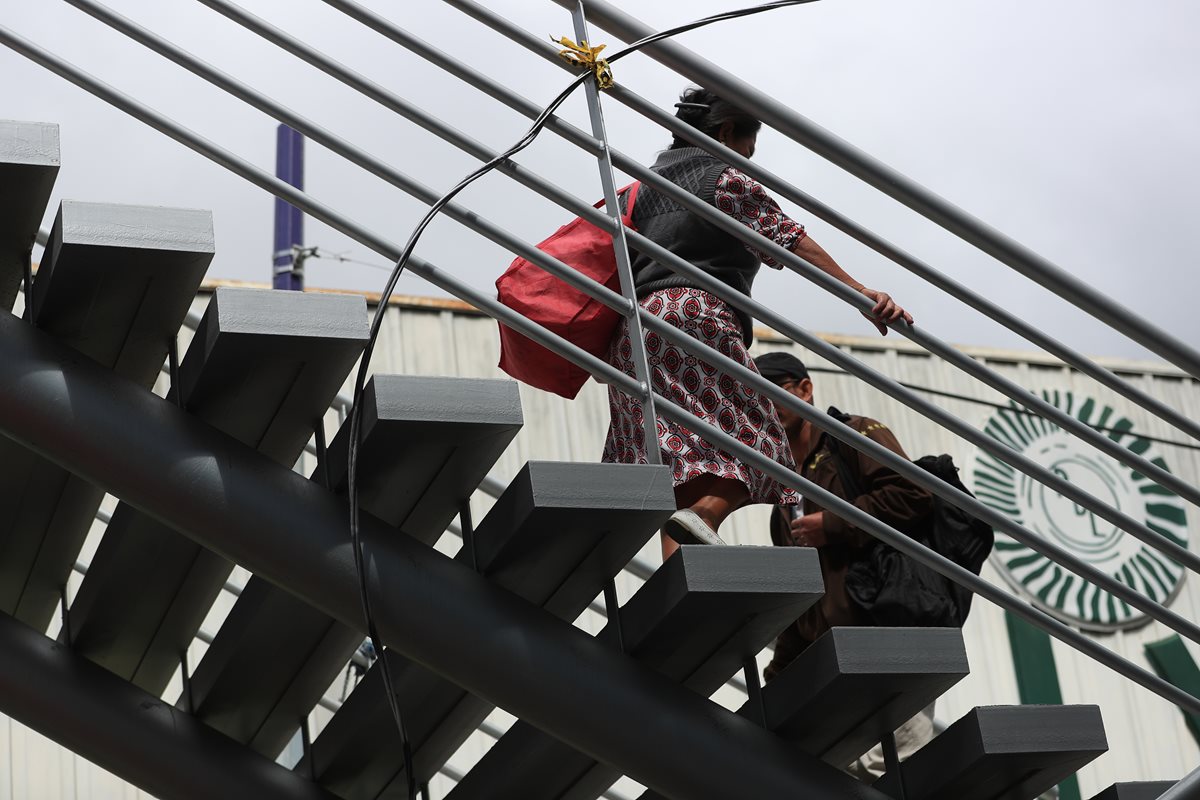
[[663, 509, 727, 546]]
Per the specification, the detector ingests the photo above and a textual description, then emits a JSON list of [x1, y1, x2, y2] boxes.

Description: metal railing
[[6, 0, 1198, 794]]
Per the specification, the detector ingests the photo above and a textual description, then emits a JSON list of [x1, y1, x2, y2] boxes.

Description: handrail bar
[[293, 0, 1200, 558], [29, 6, 1200, 637], [109, 0, 1200, 613], [1158, 762, 1200, 800], [546, 0, 1200, 382], [442, 0, 1200, 446], [5, 26, 1193, 718], [178, 0, 1200, 578]]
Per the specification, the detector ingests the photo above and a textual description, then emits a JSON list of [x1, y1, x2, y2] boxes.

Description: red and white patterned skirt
[[602, 287, 801, 506]]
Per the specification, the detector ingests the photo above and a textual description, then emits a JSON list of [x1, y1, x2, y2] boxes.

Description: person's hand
[[789, 512, 827, 548], [858, 287, 914, 336]]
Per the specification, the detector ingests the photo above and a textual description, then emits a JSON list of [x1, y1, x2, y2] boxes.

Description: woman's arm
[[792, 234, 914, 336], [714, 167, 913, 336]]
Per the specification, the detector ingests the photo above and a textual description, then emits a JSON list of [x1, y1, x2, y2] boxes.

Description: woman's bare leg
[[661, 475, 751, 560]]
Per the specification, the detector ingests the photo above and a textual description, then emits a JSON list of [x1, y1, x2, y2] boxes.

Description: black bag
[[828, 433, 994, 627]]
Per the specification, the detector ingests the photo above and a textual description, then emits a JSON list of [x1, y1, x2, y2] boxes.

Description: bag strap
[[594, 182, 641, 224], [621, 181, 641, 227]]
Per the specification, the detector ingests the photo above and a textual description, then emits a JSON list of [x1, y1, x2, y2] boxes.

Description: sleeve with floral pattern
[[713, 167, 806, 268]]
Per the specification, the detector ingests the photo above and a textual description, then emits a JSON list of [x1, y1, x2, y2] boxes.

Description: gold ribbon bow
[[552, 35, 614, 89]]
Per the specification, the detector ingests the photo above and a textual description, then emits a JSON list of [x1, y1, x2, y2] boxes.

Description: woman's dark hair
[[669, 86, 761, 149]]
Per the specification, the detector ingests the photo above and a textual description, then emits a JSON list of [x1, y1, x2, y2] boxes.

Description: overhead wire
[[340, 2, 815, 797], [802, 365, 1200, 453]]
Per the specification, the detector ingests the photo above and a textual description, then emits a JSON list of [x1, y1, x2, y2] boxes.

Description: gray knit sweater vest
[[628, 147, 760, 344]]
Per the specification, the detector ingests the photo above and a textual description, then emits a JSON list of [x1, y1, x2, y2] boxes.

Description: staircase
[[0, 117, 1123, 799]]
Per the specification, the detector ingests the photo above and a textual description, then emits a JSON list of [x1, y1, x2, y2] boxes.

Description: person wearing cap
[[753, 350, 935, 778], [602, 86, 912, 561], [754, 350, 934, 669]]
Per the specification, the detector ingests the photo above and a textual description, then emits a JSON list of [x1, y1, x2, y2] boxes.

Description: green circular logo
[[973, 390, 1188, 631]]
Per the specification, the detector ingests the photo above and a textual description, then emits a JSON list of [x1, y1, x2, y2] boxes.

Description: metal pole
[[17, 14, 1195, 639], [272, 124, 304, 290], [296, 0, 1200, 518], [54, 8, 1200, 619], [0, 610, 341, 800], [548, 0, 1200, 382], [1159, 763, 1200, 800], [181, 0, 1200, 521], [0, 312, 888, 800], [442, 0, 1200, 444], [5, 27, 1192, 706], [569, 1, 661, 466]]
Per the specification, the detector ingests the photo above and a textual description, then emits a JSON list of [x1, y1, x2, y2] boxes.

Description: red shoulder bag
[[496, 182, 640, 399]]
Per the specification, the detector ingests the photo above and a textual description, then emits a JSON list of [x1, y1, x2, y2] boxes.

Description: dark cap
[[754, 351, 810, 383]]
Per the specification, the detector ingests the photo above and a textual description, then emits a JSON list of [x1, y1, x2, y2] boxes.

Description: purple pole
[[272, 124, 304, 290]]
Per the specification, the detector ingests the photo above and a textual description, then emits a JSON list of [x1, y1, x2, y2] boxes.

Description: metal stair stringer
[[0, 308, 890, 800]]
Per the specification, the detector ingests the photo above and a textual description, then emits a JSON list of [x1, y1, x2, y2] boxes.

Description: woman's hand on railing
[[858, 287, 913, 336]]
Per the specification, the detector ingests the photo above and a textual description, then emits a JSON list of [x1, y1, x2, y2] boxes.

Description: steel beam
[[0, 610, 339, 800], [0, 311, 887, 800], [0, 119, 58, 311]]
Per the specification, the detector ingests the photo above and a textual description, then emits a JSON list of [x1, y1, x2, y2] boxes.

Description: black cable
[[341, 3, 814, 798], [804, 364, 1200, 452]]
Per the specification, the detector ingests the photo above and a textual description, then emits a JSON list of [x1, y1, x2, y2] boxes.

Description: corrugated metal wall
[[3, 287, 1197, 798]]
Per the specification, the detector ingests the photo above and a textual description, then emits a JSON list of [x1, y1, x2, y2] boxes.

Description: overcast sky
[[4, 0, 1198, 365]]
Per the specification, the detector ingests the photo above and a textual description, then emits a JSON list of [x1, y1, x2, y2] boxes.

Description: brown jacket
[[765, 409, 933, 682]]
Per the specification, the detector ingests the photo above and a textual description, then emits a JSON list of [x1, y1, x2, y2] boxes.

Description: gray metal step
[[0, 201, 212, 629], [65, 287, 366, 693], [185, 375, 522, 758], [750, 626, 969, 767], [304, 461, 677, 800], [872, 705, 1108, 800], [444, 545, 824, 800], [0, 120, 59, 310], [1088, 783, 1174, 800]]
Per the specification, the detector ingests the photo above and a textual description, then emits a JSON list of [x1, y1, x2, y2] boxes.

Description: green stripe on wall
[[1005, 612, 1081, 800], [1144, 634, 1200, 745]]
